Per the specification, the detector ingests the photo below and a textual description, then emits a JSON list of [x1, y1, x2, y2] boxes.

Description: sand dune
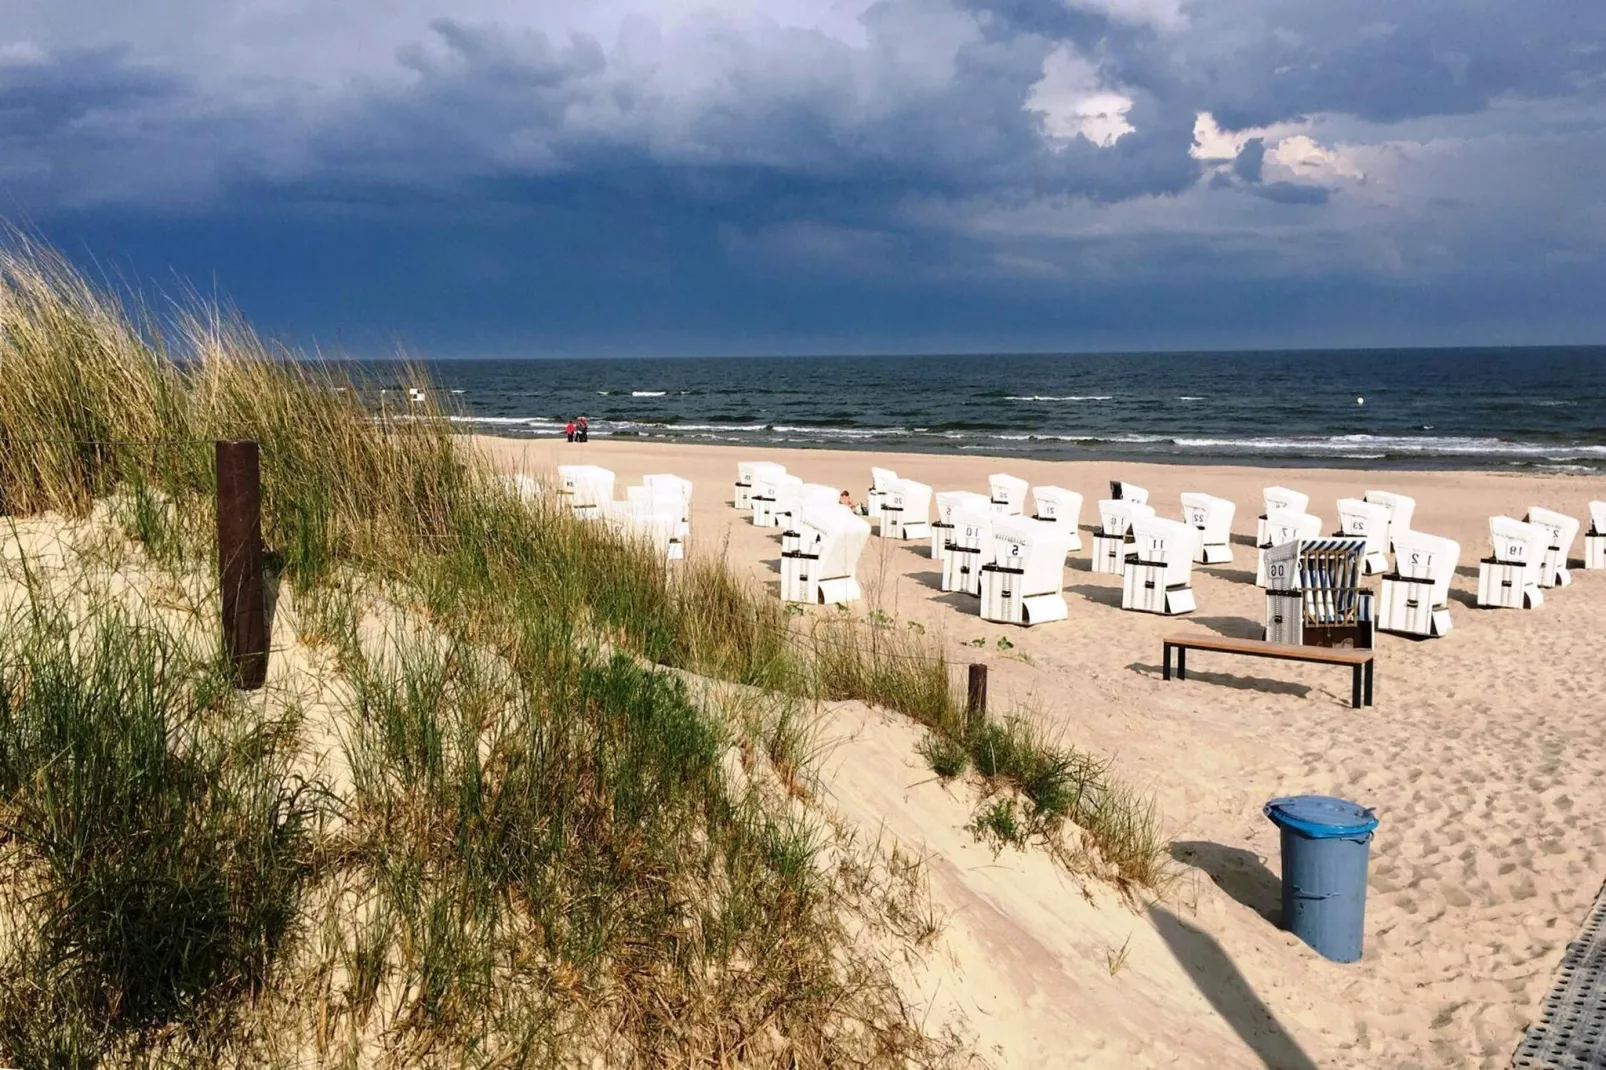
[[480, 435, 1606, 1069]]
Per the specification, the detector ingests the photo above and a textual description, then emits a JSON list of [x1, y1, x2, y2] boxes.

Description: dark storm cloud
[[0, 45, 180, 139]]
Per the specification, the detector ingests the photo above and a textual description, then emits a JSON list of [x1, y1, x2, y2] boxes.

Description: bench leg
[[1178, 647, 1187, 681], [1365, 660, 1374, 707], [1352, 665, 1362, 709], [1163, 643, 1171, 681]]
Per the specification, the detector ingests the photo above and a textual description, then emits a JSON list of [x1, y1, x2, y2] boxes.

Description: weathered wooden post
[[216, 440, 267, 690], [965, 662, 988, 736]]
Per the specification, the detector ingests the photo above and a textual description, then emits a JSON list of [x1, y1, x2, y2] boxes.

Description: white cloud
[[1192, 111, 1366, 184], [1028, 46, 1135, 149]]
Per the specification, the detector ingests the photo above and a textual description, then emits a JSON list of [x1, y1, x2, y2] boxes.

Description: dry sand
[[480, 434, 1606, 1070]]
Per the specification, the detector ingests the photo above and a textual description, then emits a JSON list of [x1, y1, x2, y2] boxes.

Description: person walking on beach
[[576, 415, 589, 443], [565, 419, 576, 443]]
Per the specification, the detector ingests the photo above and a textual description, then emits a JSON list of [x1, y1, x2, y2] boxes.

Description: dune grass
[[0, 228, 1166, 1062]]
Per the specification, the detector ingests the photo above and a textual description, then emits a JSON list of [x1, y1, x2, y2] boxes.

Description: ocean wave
[[1168, 434, 1606, 458], [1177, 396, 1203, 401], [1003, 395, 1114, 402], [632, 390, 667, 397], [771, 424, 910, 438]]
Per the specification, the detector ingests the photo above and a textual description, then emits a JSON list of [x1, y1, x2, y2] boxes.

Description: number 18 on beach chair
[[1586, 501, 1606, 570], [979, 518, 1074, 625], [1180, 492, 1235, 564], [1477, 517, 1547, 609], [1121, 516, 1199, 615], [1262, 537, 1374, 648]]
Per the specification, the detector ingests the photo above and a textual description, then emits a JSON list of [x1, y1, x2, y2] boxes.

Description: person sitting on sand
[[839, 489, 858, 511]]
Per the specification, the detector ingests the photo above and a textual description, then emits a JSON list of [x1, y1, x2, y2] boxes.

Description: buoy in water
[[1356, 396, 1365, 406]]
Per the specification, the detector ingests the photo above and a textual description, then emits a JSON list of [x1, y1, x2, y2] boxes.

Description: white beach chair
[[1378, 530, 1460, 637], [738, 461, 785, 512], [1030, 486, 1084, 552], [1121, 517, 1199, 615], [1586, 501, 1606, 570], [1334, 498, 1393, 575], [1261, 537, 1374, 647], [775, 482, 840, 549], [941, 507, 996, 596], [557, 464, 616, 520], [607, 496, 682, 560], [866, 467, 898, 519], [988, 473, 1029, 516], [1524, 507, 1580, 588], [1091, 498, 1156, 575], [642, 474, 693, 536], [734, 461, 782, 510], [781, 504, 871, 605], [1179, 492, 1235, 565], [980, 518, 1074, 625], [880, 478, 932, 541], [751, 470, 801, 529], [1364, 491, 1417, 550], [497, 473, 543, 503], [1255, 510, 1322, 586], [1256, 487, 1308, 546], [932, 490, 990, 567], [1477, 517, 1547, 609], [1109, 480, 1150, 506]]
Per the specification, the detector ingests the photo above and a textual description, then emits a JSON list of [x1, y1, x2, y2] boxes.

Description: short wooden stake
[[966, 662, 988, 735], [216, 440, 267, 690]]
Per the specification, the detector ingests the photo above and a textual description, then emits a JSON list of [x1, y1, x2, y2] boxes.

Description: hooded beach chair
[[1261, 537, 1374, 647], [1109, 480, 1150, 505], [557, 464, 616, 520], [775, 482, 840, 549], [866, 467, 898, 519], [941, 506, 996, 596], [1256, 487, 1308, 546], [643, 474, 693, 536], [980, 517, 1074, 625], [1364, 491, 1417, 550], [751, 469, 801, 529], [1179, 492, 1235, 565], [1091, 498, 1156, 575], [1335, 498, 1393, 575], [781, 504, 871, 605], [1586, 501, 1606, 570], [1524, 507, 1580, 588], [1121, 516, 1199, 615], [932, 490, 991, 567], [1477, 517, 1548, 609], [988, 473, 1029, 516], [1031, 486, 1084, 552], [880, 478, 933, 540], [735, 461, 783, 510], [609, 495, 683, 560], [1255, 510, 1322, 586], [1378, 530, 1460, 637]]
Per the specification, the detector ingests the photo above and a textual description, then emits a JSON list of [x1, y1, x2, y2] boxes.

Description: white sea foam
[[1168, 433, 1606, 458], [1177, 396, 1203, 401], [1003, 394, 1114, 401], [632, 390, 667, 397]]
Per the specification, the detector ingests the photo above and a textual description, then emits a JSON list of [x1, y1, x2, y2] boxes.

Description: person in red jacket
[[565, 419, 576, 443]]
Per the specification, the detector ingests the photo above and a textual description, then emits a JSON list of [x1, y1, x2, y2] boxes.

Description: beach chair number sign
[[1183, 504, 1206, 528]]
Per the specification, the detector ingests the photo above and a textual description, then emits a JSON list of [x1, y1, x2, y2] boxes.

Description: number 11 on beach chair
[[1121, 517, 1198, 615]]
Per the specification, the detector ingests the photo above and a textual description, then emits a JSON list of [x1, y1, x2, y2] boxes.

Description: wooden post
[[965, 662, 988, 735], [216, 440, 267, 690]]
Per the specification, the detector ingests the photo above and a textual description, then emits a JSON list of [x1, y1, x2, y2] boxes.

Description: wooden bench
[[1162, 633, 1375, 708]]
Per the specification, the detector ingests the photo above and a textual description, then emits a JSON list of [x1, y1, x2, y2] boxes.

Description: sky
[[3, 0, 1605, 357]]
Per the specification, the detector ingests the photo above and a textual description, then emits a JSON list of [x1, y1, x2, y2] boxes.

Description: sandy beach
[[481, 433, 1606, 1069]]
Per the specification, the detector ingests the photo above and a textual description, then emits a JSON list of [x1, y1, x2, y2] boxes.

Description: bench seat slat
[[1162, 633, 1372, 665]]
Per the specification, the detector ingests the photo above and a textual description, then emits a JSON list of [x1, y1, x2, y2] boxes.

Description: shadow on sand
[[1067, 582, 1123, 608], [1148, 905, 1318, 1070], [1187, 615, 1265, 640], [1171, 841, 1282, 924], [1127, 662, 1312, 698]]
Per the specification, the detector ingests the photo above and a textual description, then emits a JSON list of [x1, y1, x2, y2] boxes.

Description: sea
[[362, 347, 1606, 473]]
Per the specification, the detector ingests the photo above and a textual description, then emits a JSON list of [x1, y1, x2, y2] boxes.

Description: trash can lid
[[1264, 795, 1379, 839]]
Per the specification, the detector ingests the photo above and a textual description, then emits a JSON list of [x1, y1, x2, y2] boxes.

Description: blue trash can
[[1264, 795, 1379, 963]]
